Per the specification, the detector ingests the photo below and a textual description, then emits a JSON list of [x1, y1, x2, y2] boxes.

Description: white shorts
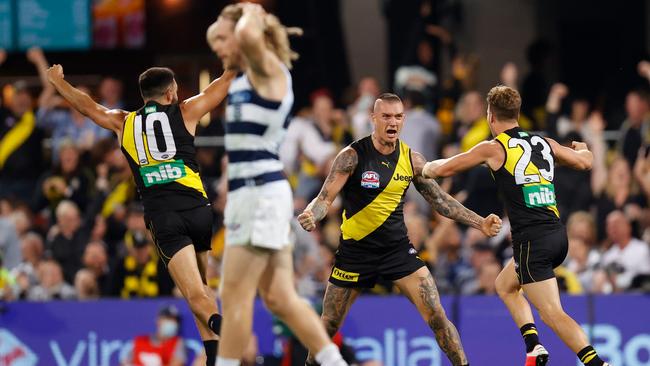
[[224, 180, 293, 250]]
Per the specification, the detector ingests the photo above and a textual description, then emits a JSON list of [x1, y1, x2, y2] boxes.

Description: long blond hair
[[219, 4, 303, 69]]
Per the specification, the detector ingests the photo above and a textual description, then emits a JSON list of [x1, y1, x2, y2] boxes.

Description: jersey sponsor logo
[[229, 90, 252, 104], [140, 160, 186, 187], [144, 106, 157, 114], [523, 184, 556, 208], [361, 171, 380, 189], [381, 161, 391, 168], [392, 173, 412, 182], [331, 267, 360, 282]]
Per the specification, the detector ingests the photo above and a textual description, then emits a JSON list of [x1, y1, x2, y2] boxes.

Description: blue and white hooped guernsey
[[225, 66, 293, 192]]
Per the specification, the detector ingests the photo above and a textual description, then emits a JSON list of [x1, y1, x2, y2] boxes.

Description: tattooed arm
[[297, 147, 358, 231], [411, 151, 502, 236]]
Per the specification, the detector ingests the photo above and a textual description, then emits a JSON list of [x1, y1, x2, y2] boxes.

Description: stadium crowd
[[0, 42, 650, 303]]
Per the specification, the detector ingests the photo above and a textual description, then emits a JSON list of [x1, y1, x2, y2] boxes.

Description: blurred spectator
[[27, 259, 76, 300], [639, 60, 650, 84], [429, 218, 473, 294], [394, 39, 437, 103], [74, 269, 100, 300], [34, 141, 94, 214], [474, 259, 501, 295], [597, 211, 650, 292], [0, 254, 16, 300], [500, 62, 519, 89], [291, 219, 321, 297], [121, 305, 186, 366], [99, 76, 125, 110], [349, 77, 380, 140], [521, 39, 552, 129], [110, 230, 174, 298], [0, 216, 20, 270], [616, 89, 650, 167], [10, 232, 44, 293], [46, 200, 89, 283], [592, 157, 646, 241], [452, 91, 487, 152], [82, 240, 112, 296], [0, 82, 46, 201]]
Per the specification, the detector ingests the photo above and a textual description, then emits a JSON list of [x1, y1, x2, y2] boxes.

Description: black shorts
[[513, 228, 569, 285], [145, 204, 213, 265], [329, 241, 425, 288]]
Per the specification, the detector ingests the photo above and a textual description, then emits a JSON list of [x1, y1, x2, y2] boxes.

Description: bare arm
[[422, 140, 503, 178], [26, 47, 56, 108], [412, 151, 501, 236], [235, 4, 275, 77], [46, 64, 126, 133], [545, 137, 592, 171], [180, 69, 236, 131], [297, 147, 358, 231]]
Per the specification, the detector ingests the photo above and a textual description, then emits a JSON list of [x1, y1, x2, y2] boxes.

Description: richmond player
[[47, 64, 234, 366], [423, 86, 611, 366], [298, 93, 502, 366]]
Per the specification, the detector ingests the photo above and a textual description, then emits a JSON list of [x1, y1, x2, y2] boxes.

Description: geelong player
[[207, 4, 348, 366]]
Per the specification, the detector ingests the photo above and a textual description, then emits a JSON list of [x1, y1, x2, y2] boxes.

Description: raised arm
[[422, 140, 503, 178], [46, 64, 126, 134], [412, 151, 502, 237], [234, 4, 275, 77], [297, 147, 358, 231], [26, 47, 56, 108], [545, 137, 592, 171], [179, 69, 236, 131]]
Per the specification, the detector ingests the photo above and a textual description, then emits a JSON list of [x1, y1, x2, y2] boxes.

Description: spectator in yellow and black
[[449, 91, 487, 151], [110, 229, 174, 299], [0, 80, 46, 202], [33, 140, 94, 217]]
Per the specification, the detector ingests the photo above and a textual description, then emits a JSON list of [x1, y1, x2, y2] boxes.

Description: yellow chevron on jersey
[[122, 112, 206, 198], [340, 140, 413, 241], [495, 133, 559, 217]]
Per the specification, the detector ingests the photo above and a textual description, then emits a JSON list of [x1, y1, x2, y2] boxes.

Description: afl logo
[[361, 171, 380, 189]]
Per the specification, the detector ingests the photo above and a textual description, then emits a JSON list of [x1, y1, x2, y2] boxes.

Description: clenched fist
[[481, 214, 502, 237], [297, 209, 316, 232], [571, 141, 588, 151], [46, 64, 64, 84]]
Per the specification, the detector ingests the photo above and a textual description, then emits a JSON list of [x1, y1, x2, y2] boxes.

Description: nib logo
[[0, 329, 38, 366], [139, 160, 187, 187]]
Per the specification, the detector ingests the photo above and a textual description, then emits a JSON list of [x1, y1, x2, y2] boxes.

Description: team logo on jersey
[[331, 267, 359, 282], [140, 160, 187, 187], [361, 171, 380, 189], [523, 183, 556, 208]]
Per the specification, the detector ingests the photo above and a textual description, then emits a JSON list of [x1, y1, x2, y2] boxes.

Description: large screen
[[0, 0, 12, 50], [16, 0, 91, 50]]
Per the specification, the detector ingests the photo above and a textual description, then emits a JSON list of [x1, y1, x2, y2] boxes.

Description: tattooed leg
[[394, 267, 468, 366], [306, 283, 361, 366]]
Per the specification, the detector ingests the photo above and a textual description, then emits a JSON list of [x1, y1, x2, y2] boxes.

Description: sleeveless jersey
[[340, 136, 414, 248], [492, 127, 562, 240], [121, 101, 208, 212], [225, 67, 293, 191]]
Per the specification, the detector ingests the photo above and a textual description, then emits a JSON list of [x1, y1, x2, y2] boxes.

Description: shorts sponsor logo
[[523, 184, 556, 208], [332, 267, 360, 282], [361, 171, 380, 189], [140, 160, 186, 187], [393, 173, 412, 182]]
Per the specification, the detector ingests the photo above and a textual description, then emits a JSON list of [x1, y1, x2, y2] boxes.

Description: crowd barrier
[[1, 294, 648, 366]]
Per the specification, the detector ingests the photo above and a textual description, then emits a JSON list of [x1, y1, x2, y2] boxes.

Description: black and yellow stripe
[[340, 137, 413, 247]]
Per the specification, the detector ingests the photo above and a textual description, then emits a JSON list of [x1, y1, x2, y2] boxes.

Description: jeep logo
[[392, 173, 412, 182]]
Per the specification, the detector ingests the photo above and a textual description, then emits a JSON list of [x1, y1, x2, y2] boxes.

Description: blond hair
[[487, 85, 521, 121], [218, 4, 302, 69]]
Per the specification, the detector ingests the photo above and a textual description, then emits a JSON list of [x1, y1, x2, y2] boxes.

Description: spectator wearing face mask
[[120, 305, 186, 366]]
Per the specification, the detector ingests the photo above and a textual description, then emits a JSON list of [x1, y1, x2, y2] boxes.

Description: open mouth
[[386, 128, 397, 138]]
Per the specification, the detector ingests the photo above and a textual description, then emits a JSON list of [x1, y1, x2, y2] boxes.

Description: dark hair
[[487, 85, 521, 121], [376, 92, 402, 104], [138, 67, 175, 100]]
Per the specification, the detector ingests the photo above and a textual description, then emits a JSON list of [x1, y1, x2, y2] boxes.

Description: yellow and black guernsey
[[340, 136, 414, 248], [492, 127, 562, 240], [121, 101, 208, 212]]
